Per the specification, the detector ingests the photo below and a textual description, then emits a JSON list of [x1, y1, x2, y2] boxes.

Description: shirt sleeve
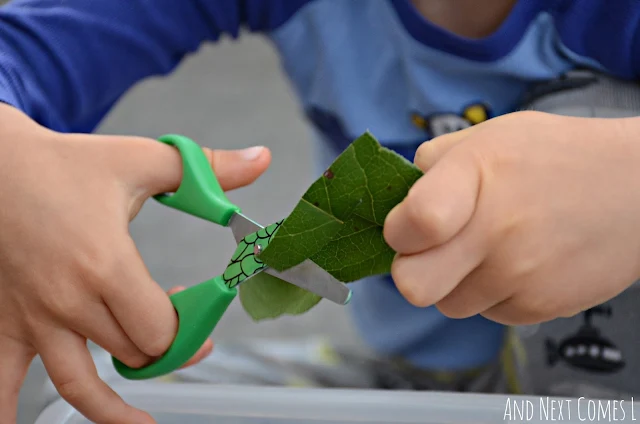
[[0, 0, 310, 132], [553, 0, 640, 80]]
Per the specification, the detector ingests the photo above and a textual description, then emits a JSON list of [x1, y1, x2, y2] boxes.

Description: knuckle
[[485, 251, 536, 285], [435, 281, 492, 319], [515, 110, 546, 122], [56, 378, 87, 404], [470, 139, 525, 181], [471, 147, 502, 174], [498, 110, 543, 126], [509, 295, 556, 325], [436, 299, 469, 319], [75, 247, 121, 288], [401, 285, 431, 307], [413, 143, 433, 169], [505, 259, 537, 282], [392, 263, 431, 307], [404, 187, 449, 245], [118, 353, 149, 369], [44, 292, 86, 320], [415, 141, 430, 156], [138, 332, 173, 358]]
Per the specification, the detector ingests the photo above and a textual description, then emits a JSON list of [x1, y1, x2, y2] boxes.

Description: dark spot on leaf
[[313, 202, 320, 207], [323, 169, 334, 179], [387, 185, 393, 191], [354, 226, 359, 231]]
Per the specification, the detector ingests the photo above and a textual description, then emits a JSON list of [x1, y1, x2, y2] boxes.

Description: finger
[[166, 285, 186, 296], [36, 328, 155, 424], [414, 125, 477, 171], [482, 297, 543, 326], [166, 286, 214, 368], [384, 145, 481, 255], [481, 288, 582, 326], [0, 336, 35, 423], [434, 263, 511, 319], [391, 224, 485, 308], [114, 137, 271, 196], [180, 339, 214, 369], [67, 300, 150, 369], [102, 239, 178, 358]]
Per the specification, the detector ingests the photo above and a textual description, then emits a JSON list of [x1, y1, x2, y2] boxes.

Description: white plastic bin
[[35, 381, 640, 423]]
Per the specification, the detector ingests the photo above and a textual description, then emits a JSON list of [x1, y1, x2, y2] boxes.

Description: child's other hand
[[0, 104, 270, 424], [384, 111, 640, 326]]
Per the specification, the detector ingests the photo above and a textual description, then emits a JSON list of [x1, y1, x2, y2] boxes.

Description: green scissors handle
[[112, 134, 241, 380], [113, 276, 236, 380], [154, 134, 241, 225]]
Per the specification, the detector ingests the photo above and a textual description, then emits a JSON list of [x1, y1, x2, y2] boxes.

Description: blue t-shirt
[[1, 0, 639, 371]]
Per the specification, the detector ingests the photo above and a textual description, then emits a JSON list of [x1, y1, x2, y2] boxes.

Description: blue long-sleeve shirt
[[2, 0, 640, 371]]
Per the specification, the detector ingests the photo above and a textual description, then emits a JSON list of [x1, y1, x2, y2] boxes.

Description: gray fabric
[[520, 69, 640, 117]]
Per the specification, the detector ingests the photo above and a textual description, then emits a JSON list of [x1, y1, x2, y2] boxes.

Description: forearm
[[0, 0, 232, 133]]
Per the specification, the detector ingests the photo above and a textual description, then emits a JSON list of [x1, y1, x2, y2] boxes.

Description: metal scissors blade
[[228, 212, 265, 243], [264, 262, 352, 305], [227, 213, 352, 305]]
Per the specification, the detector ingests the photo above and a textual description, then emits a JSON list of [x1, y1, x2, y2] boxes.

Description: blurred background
[[17, 32, 363, 423]]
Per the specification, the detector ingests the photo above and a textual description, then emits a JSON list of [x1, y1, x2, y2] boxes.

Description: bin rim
[[35, 382, 638, 424]]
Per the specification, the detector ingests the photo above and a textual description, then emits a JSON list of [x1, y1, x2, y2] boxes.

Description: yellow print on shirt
[[412, 103, 490, 138]]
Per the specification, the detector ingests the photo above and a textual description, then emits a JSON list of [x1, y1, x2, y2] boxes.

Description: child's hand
[[384, 111, 640, 326], [0, 104, 271, 424]]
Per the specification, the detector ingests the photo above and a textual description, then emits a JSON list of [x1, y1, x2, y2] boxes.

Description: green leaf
[[238, 273, 321, 320], [261, 131, 424, 276], [252, 199, 344, 271], [239, 131, 423, 320], [303, 214, 396, 282]]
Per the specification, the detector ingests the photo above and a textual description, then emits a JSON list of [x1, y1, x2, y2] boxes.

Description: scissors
[[112, 134, 352, 380]]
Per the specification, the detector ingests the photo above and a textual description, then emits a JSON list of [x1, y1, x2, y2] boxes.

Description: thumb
[[144, 141, 271, 196], [102, 136, 271, 198], [201, 146, 271, 191], [414, 125, 477, 171]]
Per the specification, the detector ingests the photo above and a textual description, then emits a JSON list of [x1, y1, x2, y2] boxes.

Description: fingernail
[[240, 146, 265, 161]]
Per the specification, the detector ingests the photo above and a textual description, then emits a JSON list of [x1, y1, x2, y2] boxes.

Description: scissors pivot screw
[[253, 243, 263, 256]]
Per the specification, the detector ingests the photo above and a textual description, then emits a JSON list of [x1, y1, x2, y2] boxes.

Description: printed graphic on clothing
[[546, 305, 625, 375], [305, 104, 493, 163], [411, 103, 491, 139]]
